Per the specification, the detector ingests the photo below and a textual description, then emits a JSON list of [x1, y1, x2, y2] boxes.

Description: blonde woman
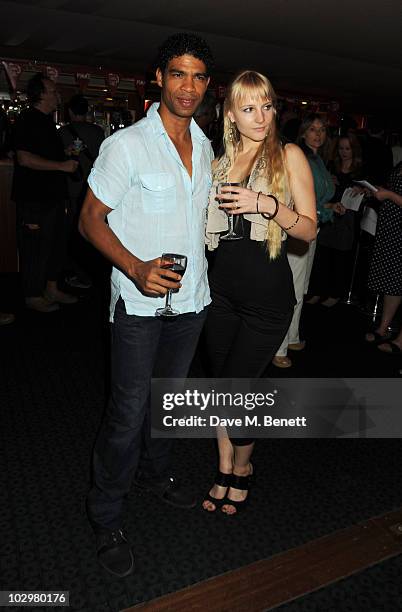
[[203, 71, 316, 515]]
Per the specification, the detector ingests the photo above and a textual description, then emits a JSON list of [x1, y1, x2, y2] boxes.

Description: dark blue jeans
[[87, 297, 207, 530]]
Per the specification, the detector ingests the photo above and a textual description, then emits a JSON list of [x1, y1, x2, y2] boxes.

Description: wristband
[[261, 194, 279, 220], [283, 213, 300, 231], [256, 191, 262, 213]]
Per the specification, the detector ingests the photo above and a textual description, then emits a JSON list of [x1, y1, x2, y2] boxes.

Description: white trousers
[[276, 238, 317, 356]]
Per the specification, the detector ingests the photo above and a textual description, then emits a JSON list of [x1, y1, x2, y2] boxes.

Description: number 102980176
[[0, 591, 69, 607]]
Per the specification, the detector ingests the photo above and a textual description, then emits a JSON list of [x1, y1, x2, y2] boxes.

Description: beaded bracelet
[[283, 212, 300, 231], [261, 194, 279, 220]]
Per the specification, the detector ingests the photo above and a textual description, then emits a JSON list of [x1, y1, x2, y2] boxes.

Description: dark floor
[[0, 272, 401, 612]]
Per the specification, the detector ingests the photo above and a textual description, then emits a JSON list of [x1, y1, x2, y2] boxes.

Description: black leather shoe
[[134, 475, 196, 509], [96, 528, 134, 577]]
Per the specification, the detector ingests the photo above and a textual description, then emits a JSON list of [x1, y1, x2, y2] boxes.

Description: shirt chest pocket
[[139, 172, 176, 214]]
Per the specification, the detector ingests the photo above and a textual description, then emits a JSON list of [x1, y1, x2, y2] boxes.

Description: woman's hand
[[331, 202, 346, 215], [215, 186, 264, 215]]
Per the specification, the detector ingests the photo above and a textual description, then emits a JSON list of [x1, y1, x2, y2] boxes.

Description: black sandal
[[365, 331, 394, 345], [377, 341, 402, 355], [202, 471, 231, 512], [222, 467, 253, 515]]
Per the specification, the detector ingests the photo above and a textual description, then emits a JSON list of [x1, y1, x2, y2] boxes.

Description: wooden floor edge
[[261, 549, 401, 612], [122, 507, 402, 612]]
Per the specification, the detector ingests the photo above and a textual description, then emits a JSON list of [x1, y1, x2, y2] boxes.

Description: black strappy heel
[[202, 471, 232, 512], [222, 465, 253, 515]]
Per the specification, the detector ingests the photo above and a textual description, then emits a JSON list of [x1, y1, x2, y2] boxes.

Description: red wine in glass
[[155, 253, 187, 317], [161, 262, 186, 278]]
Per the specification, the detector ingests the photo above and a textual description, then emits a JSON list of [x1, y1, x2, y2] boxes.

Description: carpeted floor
[[0, 273, 401, 611]]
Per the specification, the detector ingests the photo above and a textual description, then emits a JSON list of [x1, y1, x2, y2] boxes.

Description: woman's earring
[[229, 123, 236, 142]]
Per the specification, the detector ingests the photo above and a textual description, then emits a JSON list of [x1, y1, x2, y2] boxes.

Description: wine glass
[[69, 138, 84, 182], [217, 182, 243, 240], [155, 253, 187, 318]]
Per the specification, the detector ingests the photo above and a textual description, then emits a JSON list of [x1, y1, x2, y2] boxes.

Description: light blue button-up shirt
[[88, 103, 213, 320]]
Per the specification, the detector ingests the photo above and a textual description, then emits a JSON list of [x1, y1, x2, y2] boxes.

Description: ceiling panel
[[0, 0, 401, 112]]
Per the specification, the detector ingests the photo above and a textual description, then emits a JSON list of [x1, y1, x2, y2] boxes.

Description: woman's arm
[[282, 143, 317, 240], [217, 144, 317, 241], [373, 187, 402, 207]]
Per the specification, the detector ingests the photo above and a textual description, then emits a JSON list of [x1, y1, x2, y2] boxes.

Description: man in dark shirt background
[[13, 73, 78, 312], [363, 117, 393, 185], [59, 95, 104, 289], [0, 107, 12, 159]]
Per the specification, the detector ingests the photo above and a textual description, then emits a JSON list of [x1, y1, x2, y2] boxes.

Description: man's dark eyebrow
[[167, 68, 208, 77]]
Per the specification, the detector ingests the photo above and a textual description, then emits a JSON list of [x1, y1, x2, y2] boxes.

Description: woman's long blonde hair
[[218, 70, 288, 259]]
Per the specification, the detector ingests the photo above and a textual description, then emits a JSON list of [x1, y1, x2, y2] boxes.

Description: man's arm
[[79, 189, 181, 296], [17, 150, 78, 173]]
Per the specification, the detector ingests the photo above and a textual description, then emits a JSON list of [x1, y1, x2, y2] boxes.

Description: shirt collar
[[148, 102, 207, 143]]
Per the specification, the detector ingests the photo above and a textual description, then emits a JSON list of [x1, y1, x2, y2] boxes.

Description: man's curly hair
[[156, 32, 214, 75]]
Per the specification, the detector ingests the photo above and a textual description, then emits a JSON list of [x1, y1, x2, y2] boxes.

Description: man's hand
[[79, 190, 187, 294], [60, 159, 79, 173], [131, 257, 182, 296]]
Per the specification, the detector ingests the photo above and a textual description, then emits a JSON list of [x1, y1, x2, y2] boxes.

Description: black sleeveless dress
[[205, 215, 295, 379]]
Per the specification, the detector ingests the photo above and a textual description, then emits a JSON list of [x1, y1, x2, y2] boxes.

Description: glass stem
[[165, 289, 172, 310]]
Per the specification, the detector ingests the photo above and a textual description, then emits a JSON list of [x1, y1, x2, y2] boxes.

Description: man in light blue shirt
[[86, 101, 212, 318], [79, 33, 214, 577]]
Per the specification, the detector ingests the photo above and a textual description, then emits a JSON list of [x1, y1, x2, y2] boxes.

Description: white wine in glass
[[217, 182, 243, 240]]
